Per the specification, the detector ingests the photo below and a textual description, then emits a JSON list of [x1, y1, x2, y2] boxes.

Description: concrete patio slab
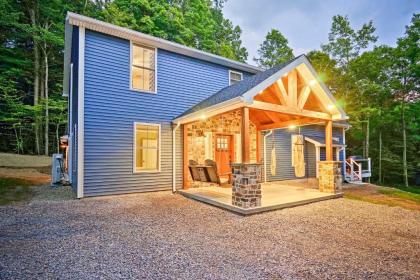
[[178, 182, 343, 215]]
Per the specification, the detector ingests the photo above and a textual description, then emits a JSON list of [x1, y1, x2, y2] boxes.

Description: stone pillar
[[231, 163, 262, 208], [318, 161, 342, 193]]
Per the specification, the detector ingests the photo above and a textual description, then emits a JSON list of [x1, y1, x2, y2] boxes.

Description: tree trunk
[[366, 118, 370, 183], [402, 102, 408, 187], [43, 44, 49, 156], [56, 123, 60, 154], [29, 6, 40, 155], [378, 129, 382, 184]]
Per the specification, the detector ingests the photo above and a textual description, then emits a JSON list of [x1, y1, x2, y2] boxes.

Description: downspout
[[172, 122, 181, 193], [263, 130, 273, 183]]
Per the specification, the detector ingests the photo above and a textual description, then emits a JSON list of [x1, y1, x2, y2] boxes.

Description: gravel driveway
[[1, 192, 419, 279]]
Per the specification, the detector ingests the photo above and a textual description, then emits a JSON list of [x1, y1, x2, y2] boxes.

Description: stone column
[[318, 161, 342, 193], [231, 163, 262, 208]]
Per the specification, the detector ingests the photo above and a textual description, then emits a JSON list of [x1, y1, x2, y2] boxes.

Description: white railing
[[345, 158, 371, 182]]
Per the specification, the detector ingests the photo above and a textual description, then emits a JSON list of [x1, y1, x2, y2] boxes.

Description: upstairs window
[[229, 70, 243, 85], [134, 123, 160, 172], [131, 43, 156, 93]]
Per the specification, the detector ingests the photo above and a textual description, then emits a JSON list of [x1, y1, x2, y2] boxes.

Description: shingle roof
[[176, 55, 305, 119]]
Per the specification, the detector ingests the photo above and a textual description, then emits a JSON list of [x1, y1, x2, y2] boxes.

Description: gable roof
[[177, 56, 303, 118], [175, 55, 348, 123]]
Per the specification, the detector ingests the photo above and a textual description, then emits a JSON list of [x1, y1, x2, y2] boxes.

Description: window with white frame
[[229, 70, 243, 85], [134, 123, 160, 172], [131, 43, 156, 92]]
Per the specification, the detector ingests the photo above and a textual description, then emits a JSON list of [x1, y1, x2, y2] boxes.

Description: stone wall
[[318, 161, 342, 193], [186, 109, 257, 165], [231, 163, 262, 208]]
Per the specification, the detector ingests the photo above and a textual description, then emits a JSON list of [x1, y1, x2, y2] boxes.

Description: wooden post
[[182, 124, 190, 189], [256, 129, 262, 163], [242, 107, 250, 163], [325, 120, 333, 161]]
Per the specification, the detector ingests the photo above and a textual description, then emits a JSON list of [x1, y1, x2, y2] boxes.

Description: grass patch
[[378, 187, 420, 204], [0, 177, 34, 205]]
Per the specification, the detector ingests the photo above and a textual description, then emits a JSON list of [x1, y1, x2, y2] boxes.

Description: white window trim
[[129, 41, 158, 94], [133, 122, 161, 173], [229, 70, 243, 85]]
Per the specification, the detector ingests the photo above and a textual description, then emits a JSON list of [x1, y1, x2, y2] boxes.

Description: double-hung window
[[131, 43, 156, 93], [229, 70, 243, 85], [134, 123, 160, 172]]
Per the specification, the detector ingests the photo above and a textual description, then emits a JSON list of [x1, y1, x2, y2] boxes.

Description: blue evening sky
[[223, 0, 419, 65]]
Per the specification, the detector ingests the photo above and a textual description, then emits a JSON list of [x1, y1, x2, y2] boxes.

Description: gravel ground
[[1, 192, 419, 279]]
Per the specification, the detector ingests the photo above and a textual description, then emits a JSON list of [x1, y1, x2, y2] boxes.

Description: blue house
[[63, 13, 369, 205]]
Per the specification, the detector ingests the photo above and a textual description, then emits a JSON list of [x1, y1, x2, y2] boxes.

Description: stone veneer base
[[231, 163, 262, 208], [318, 161, 342, 193]]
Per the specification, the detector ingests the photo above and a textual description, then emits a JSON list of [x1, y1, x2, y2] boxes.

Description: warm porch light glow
[[200, 114, 207, 120], [288, 124, 297, 130], [327, 104, 335, 110], [309, 79, 317, 86]]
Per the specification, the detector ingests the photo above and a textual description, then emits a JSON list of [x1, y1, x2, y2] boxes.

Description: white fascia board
[[242, 56, 307, 103], [66, 12, 261, 74], [300, 56, 348, 119], [62, 21, 73, 97], [172, 97, 245, 124]]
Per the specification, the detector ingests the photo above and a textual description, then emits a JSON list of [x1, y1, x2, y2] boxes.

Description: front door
[[215, 134, 234, 176]]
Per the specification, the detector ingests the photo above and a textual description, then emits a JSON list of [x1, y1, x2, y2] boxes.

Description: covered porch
[[173, 55, 347, 213]]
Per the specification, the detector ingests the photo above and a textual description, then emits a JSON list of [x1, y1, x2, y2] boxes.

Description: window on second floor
[[131, 43, 156, 93], [229, 70, 243, 85]]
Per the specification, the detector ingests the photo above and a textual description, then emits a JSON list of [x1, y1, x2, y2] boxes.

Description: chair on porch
[[205, 159, 230, 186]]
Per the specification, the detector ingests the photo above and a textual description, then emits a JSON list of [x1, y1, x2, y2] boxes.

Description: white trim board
[[77, 26, 85, 198]]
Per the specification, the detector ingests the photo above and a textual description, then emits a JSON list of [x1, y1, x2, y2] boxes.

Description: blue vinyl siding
[[82, 30, 253, 196], [264, 124, 344, 182], [70, 26, 79, 191]]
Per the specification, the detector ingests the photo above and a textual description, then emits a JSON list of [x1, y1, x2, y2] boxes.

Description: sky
[[223, 0, 419, 65]]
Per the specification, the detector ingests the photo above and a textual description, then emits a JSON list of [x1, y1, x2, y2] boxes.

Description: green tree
[[254, 29, 294, 69], [321, 15, 378, 67], [390, 13, 420, 186]]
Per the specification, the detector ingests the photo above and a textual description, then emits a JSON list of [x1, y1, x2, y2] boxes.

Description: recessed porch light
[[309, 80, 317, 86]]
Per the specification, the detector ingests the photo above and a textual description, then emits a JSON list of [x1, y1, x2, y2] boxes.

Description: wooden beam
[[297, 86, 311, 109], [274, 78, 289, 105], [288, 70, 297, 107], [325, 120, 333, 161], [249, 100, 332, 120], [256, 130, 262, 163], [296, 64, 331, 114], [241, 107, 250, 163], [257, 118, 320, 131], [182, 124, 190, 189]]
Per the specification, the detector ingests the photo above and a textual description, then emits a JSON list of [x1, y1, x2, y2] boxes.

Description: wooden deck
[[178, 182, 343, 215]]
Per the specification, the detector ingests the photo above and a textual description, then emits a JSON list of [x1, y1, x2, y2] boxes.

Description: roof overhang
[[173, 97, 246, 124], [305, 137, 345, 148], [65, 12, 261, 74]]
